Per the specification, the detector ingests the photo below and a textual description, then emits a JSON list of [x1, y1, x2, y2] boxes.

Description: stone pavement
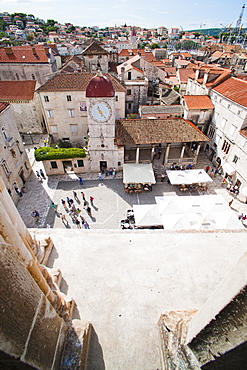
[[17, 149, 247, 230]]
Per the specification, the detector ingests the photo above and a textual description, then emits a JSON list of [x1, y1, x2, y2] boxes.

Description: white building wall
[[38, 89, 126, 145], [10, 97, 44, 134], [0, 104, 31, 204], [207, 89, 247, 190], [0, 63, 54, 85]]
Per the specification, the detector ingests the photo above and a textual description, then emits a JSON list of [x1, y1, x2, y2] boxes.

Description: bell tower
[[86, 72, 121, 172]]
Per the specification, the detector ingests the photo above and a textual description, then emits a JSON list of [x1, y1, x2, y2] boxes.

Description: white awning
[[222, 162, 236, 176], [123, 163, 156, 184], [166, 169, 213, 185]]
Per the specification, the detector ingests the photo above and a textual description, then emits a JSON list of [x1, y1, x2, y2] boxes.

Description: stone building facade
[[0, 45, 58, 85], [0, 80, 45, 134], [0, 176, 91, 368], [36, 72, 126, 147], [0, 102, 31, 204]]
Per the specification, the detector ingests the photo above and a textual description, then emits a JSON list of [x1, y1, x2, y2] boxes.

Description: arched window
[[16, 73, 19, 80], [31, 74, 35, 80]]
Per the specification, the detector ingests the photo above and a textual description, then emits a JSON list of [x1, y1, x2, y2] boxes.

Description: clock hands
[[97, 105, 107, 120]]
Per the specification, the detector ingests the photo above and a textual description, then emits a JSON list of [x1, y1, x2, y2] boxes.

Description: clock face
[[89, 101, 112, 122]]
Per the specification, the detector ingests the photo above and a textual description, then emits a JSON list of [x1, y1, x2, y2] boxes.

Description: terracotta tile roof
[[213, 77, 247, 107], [164, 67, 176, 76], [0, 102, 9, 113], [82, 41, 108, 55], [0, 45, 50, 63], [115, 118, 209, 145], [240, 128, 247, 138], [0, 81, 36, 100], [119, 49, 145, 56], [140, 105, 183, 115], [183, 95, 214, 110], [180, 52, 192, 58], [132, 65, 144, 74], [178, 68, 195, 83], [36, 72, 126, 93]]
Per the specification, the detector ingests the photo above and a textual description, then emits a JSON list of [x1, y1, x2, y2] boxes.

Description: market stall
[[123, 163, 156, 193]]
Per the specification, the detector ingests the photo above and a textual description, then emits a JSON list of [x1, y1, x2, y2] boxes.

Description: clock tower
[[86, 72, 122, 172]]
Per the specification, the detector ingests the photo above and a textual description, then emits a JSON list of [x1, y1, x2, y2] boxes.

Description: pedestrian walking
[[73, 191, 78, 200], [80, 215, 85, 226], [36, 171, 41, 180], [242, 215, 247, 222], [238, 213, 243, 220], [86, 206, 92, 217], [84, 200, 88, 208], [75, 219, 81, 228], [61, 213, 67, 222], [229, 199, 233, 207], [81, 191, 85, 201], [79, 177, 83, 185], [98, 172, 102, 180], [84, 221, 90, 229], [205, 166, 210, 173], [113, 168, 116, 177], [51, 202, 58, 214], [31, 210, 40, 223], [61, 199, 67, 210], [39, 169, 46, 180], [43, 139, 47, 146], [90, 196, 94, 205]]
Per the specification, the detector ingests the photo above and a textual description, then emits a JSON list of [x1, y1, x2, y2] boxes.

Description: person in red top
[[90, 196, 94, 205]]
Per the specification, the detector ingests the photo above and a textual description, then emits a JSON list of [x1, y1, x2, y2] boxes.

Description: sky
[[0, 0, 246, 31]]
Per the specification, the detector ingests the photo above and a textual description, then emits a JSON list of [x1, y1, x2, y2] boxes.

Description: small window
[[1, 160, 11, 176], [44, 96, 49, 102], [16, 73, 19, 80], [228, 103, 231, 109], [232, 155, 239, 164], [221, 117, 227, 129], [47, 110, 53, 118], [1, 127, 8, 141], [67, 95, 72, 101], [115, 95, 118, 102], [50, 125, 58, 133], [31, 74, 35, 80], [77, 160, 84, 167], [237, 109, 242, 116], [127, 89, 131, 95], [229, 125, 236, 136], [208, 126, 215, 140], [128, 103, 131, 110], [70, 124, 78, 132], [68, 109, 75, 118], [50, 161, 58, 169]]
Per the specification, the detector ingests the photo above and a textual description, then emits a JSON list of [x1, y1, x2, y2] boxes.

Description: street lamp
[[27, 131, 34, 144]]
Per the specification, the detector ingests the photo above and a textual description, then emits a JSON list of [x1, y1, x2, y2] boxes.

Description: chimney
[[120, 67, 125, 84], [31, 46, 37, 55], [4, 47, 13, 55]]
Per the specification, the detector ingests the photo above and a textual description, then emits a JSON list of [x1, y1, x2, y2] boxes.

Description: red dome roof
[[86, 73, 115, 98]]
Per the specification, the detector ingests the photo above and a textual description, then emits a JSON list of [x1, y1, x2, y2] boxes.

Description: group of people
[[226, 182, 239, 196], [238, 213, 247, 223], [36, 169, 46, 181], [59, 191, 94, 229], [205, 165, 223, 176], [98, 168, 116, 180]]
